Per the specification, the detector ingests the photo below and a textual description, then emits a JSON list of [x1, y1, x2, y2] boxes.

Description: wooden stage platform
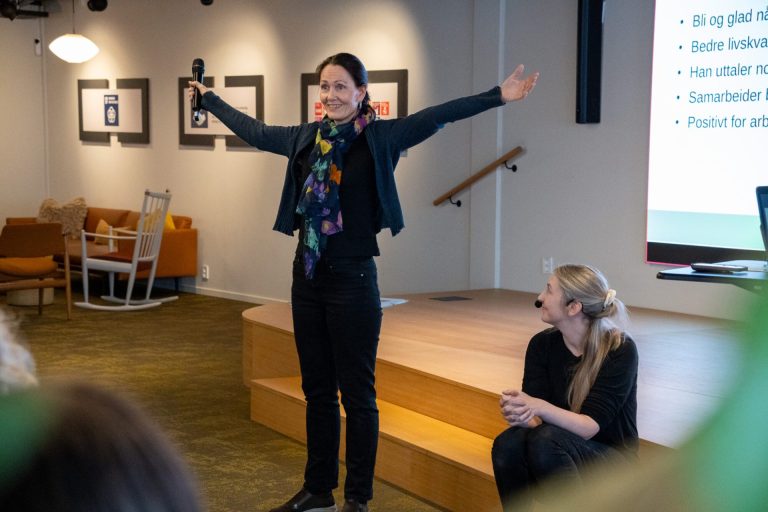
[[242, 289, 741, 511]]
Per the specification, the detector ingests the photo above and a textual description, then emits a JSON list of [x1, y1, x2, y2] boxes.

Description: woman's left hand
[[500, 389, 541, 427], [500, 64, 539, 103]]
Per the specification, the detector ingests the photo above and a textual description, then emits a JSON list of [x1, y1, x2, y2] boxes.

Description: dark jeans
[[491, 424, 627, 510], [291, 256, 382, 503]]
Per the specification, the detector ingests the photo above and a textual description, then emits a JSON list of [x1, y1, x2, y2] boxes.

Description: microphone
[[192, 58, 205, 121], [534, 299, 542, 308]]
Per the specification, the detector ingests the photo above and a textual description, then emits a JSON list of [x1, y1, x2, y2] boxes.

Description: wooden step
[[242, 306, 510, 439], [241, 292, 730, 510], [242, 316, 298, 386], [251, 376, 501, 512], [377, 359, 507, 439]]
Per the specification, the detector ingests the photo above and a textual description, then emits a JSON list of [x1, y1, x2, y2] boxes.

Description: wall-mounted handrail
[[433, 146, 524, 206]]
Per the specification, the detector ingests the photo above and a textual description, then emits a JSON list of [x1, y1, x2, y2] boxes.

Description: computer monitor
[[758, 186, 768, 257]]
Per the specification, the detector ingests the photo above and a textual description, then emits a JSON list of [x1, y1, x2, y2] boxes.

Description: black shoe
[[340, 500, 368, 512], [268, 488, 336, 512]]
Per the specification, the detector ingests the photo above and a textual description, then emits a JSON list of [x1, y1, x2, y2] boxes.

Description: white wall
[[4, 0, 749, 318], [0, 18, 47, 222]]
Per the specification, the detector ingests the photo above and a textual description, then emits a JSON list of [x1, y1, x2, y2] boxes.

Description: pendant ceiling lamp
[[49, 0, 99, 63]]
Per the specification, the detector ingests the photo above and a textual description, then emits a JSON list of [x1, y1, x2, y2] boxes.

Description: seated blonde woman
[[491, 264, 638, 510]]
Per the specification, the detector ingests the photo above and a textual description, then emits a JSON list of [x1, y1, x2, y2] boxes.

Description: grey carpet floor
[[5, 291, 441, 512]]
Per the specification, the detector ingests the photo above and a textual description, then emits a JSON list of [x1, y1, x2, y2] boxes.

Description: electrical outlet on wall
[[201, 264, 210, 281], [542, 257, 554, 274]]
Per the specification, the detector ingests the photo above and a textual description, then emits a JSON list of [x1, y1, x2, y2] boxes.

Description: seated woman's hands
[[499, 389, 543, 428]]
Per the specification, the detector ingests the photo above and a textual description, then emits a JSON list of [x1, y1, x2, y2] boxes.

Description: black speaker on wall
[[576, 0, 604, 124]]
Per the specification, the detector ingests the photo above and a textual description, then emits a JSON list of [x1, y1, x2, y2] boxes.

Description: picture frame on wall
[[78, 78, 149, 144], [300, 69, 408, 123], [224, 75, 265, 148], [178, 75, 264, 147], [78, 79, 108, 143]]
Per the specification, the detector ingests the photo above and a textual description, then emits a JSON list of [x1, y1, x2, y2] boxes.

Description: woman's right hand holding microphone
[[187, 81, 209, 101]]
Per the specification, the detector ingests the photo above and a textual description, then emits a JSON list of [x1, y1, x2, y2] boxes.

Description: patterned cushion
[[37, 197, 87, 239]]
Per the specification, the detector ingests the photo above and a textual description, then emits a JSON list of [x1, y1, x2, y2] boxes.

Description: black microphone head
[[534, 299, 543, 309], [192, 58, 205, 73]]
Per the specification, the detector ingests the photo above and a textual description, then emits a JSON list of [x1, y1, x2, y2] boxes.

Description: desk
[[657, 260, 767, 293]]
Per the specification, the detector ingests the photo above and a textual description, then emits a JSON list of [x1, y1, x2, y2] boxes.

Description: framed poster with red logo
[[301, 69, 407, 123]]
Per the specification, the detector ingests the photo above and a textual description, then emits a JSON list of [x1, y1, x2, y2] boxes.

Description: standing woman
[[491, 264, 638, 510], [190, 53, 538, 512]]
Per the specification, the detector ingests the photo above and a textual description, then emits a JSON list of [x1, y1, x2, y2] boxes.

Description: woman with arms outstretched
[[190, 53, 538, 512]]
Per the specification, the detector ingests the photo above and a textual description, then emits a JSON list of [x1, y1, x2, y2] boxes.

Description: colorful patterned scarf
[[296, 106, 375, 278]]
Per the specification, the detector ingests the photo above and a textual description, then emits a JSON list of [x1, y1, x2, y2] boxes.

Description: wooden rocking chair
[[75, 190, 177, 311]]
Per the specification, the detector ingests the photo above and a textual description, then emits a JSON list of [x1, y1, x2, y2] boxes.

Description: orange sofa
[[6, 207, 198, 286]]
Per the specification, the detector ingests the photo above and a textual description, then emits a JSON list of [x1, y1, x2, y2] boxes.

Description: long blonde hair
[[554, 264, 628, 412]]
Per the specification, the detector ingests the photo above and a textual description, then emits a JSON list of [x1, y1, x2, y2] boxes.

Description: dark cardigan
[[201, 86, 505, 237]]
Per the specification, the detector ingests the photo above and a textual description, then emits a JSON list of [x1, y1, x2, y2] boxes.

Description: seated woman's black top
[[522, 327, 639, 454]]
